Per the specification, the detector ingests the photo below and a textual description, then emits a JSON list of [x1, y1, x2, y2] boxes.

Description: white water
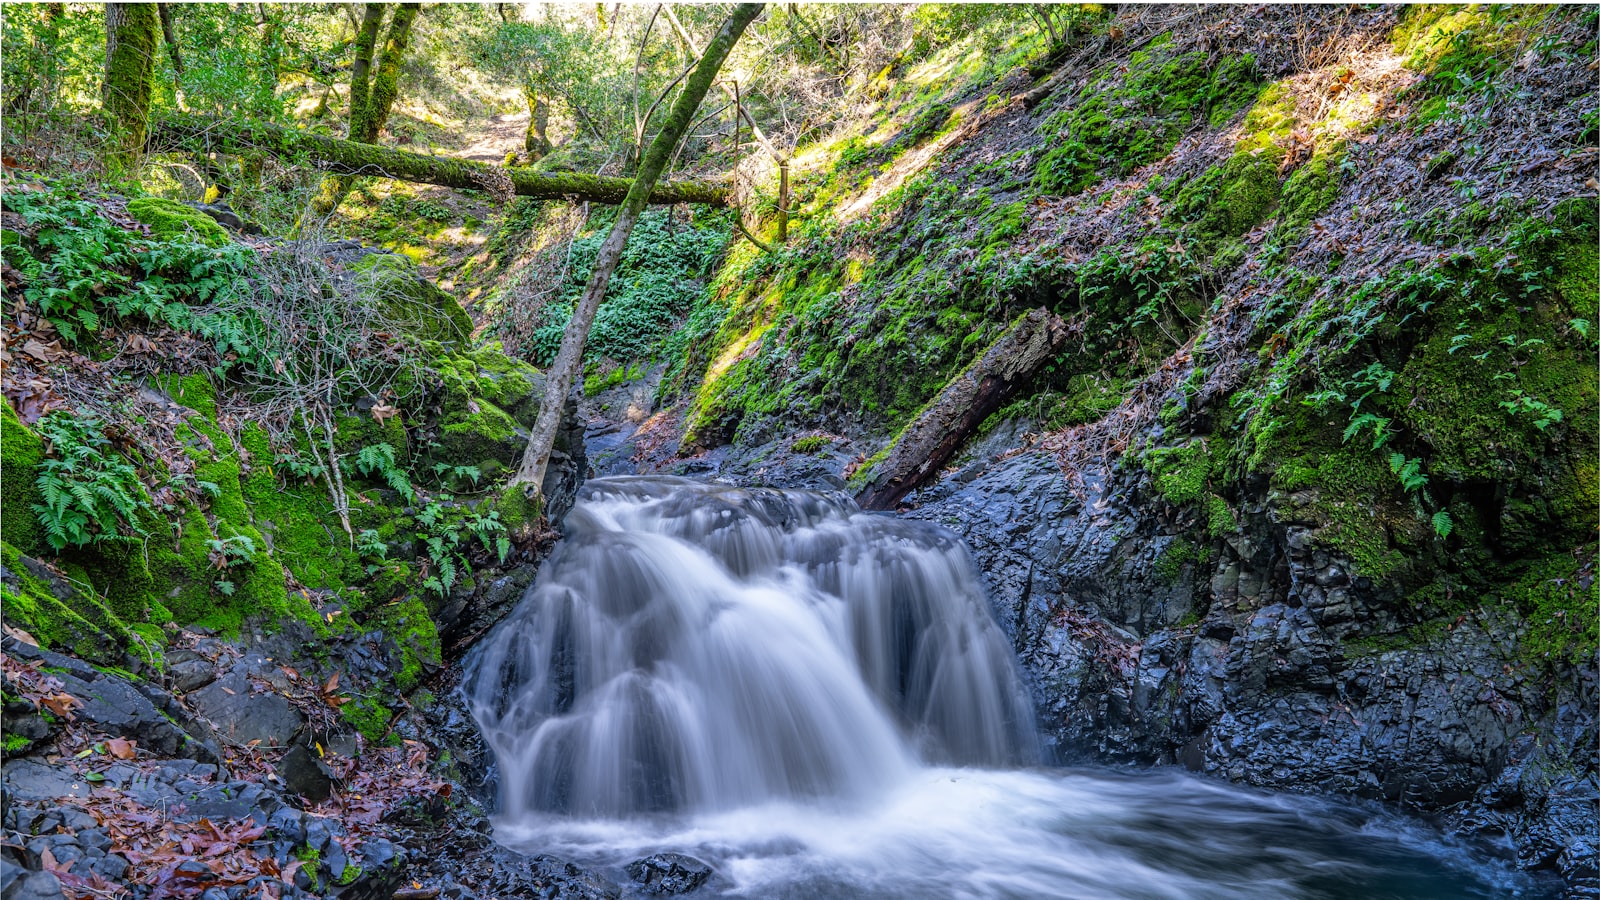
[[464, 477, 1550, 899]]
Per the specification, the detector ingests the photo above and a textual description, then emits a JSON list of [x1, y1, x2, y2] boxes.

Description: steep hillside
[[588, 4, 1597, 889]]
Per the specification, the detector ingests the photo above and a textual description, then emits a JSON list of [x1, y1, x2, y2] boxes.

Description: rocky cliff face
[[907, 449, 1595, 893]]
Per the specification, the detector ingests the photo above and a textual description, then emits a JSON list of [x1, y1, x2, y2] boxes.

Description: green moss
[[241, 424, 360, 593], [792, 435, 831, 454], [1205, 493, 1236, 538], [155, 372, 219, 420], [3, 733, 30, 753], [1154, 538, 1210, 584], [352, 253, 473, 345], [126, 198, 231, 248], [1170, 84, 1295, 246], [1275, 151, 1343, 241], [374, 598, 441, 692], [1, 541, 133, 662], [1145, 440, 1212, 505], [1035, 41, 1264, 196], [341, 696, 395, 745], [1050, 374, 1130, 427], [492, 484, 542, 540], [1, 403, 46, 555], [1507, 550, 1598, 666], [438, 401, 520, 469]]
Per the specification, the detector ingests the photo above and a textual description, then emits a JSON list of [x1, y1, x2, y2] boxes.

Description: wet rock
[[908, 446, 1597, 893], [268, 808, 306, 845], [1, 761, 92, 804], [626, 853, 713, 894], [0, 866, 62, 900], [278, 743, 335, 804], [164, 650, 218, 693], [187, 671, 304, 747], [181, 781, 279, 822]]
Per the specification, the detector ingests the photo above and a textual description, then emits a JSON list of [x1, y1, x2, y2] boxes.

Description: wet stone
[[626, 853, 713, 895]]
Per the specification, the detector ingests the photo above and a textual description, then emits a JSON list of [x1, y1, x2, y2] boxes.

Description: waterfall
[[464, 476, 1039, 819], [461, 477, 1547, 899]]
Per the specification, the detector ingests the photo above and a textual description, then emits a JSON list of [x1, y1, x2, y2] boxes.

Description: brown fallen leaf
[[20, 339, 61, 362], [106, 737, 137, 760], [40, 692, 81, 720], [372, 402, 400, 423]]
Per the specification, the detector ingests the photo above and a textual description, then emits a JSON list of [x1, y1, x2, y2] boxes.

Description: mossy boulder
[[1, 541, 140, 664], [372, 597, 442, 692], [424, 344, 547, 473], [352, 253, 473, 346], [126, 198, 232, 248], [1, 403, 45, 555]]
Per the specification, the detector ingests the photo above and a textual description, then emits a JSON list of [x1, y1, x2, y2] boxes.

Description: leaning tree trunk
[[854, 308, 1073, 511], [306, 3, 420, 224], [102, 3, 160, 169], [509, 2, 766, 500]]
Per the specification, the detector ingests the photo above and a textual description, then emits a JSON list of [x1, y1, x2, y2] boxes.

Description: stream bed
[[462, 477, 1555, 899]]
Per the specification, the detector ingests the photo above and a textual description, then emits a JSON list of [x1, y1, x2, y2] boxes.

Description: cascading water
[[464, 477, 1553, 899]]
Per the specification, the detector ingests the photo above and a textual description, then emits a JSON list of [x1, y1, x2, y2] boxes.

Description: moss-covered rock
[[1, 403, 46, 555], [1, 541, 141, 664], [373, 598, 441, 693], [352, 253, 473, 346], [126, 198, 232, 248]]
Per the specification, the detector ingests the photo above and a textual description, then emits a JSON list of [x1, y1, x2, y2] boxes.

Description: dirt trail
[[453, 112, 531, 164]]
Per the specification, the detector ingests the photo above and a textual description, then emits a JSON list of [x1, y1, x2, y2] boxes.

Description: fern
[[30, 411, 150, 549], [348, 443, 416, 502], [1431, 510, 1453, 538]]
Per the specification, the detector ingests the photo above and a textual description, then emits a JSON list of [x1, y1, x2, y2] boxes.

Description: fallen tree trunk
[[854, 307, 1072, 511], [149, 113, 731, 206]]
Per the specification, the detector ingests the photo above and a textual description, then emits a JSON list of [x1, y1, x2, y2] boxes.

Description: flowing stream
[[464, 477, 1549, 899]]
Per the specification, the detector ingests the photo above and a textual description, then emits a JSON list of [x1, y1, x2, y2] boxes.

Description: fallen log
[[148, 112, 730, 206], [854, 307, 1072, 511]]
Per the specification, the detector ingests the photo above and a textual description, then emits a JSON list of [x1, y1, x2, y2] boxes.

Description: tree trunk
[[854, 308, 1072, 511], [524, 86, 551, 161], [157, 4, 184, 81], [509, 2, 765, 499], [307, 3, 418, 225], [778, 158, 789, 243], [347, 4, 385, 135], [359, 2, 420, 141], [151, 112, 732, 205], [102, 3, 160, 169], [663, 4, 789, 241]]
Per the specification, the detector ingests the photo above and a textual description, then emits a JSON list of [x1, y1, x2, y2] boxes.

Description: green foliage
[[413, 499, 508, 598], [346, 443, 417, 503], [31, 412, 150, 550], [2, 181, 264, 351], [516, 208, 731, 365], [1034, 39, 1263, 196]]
